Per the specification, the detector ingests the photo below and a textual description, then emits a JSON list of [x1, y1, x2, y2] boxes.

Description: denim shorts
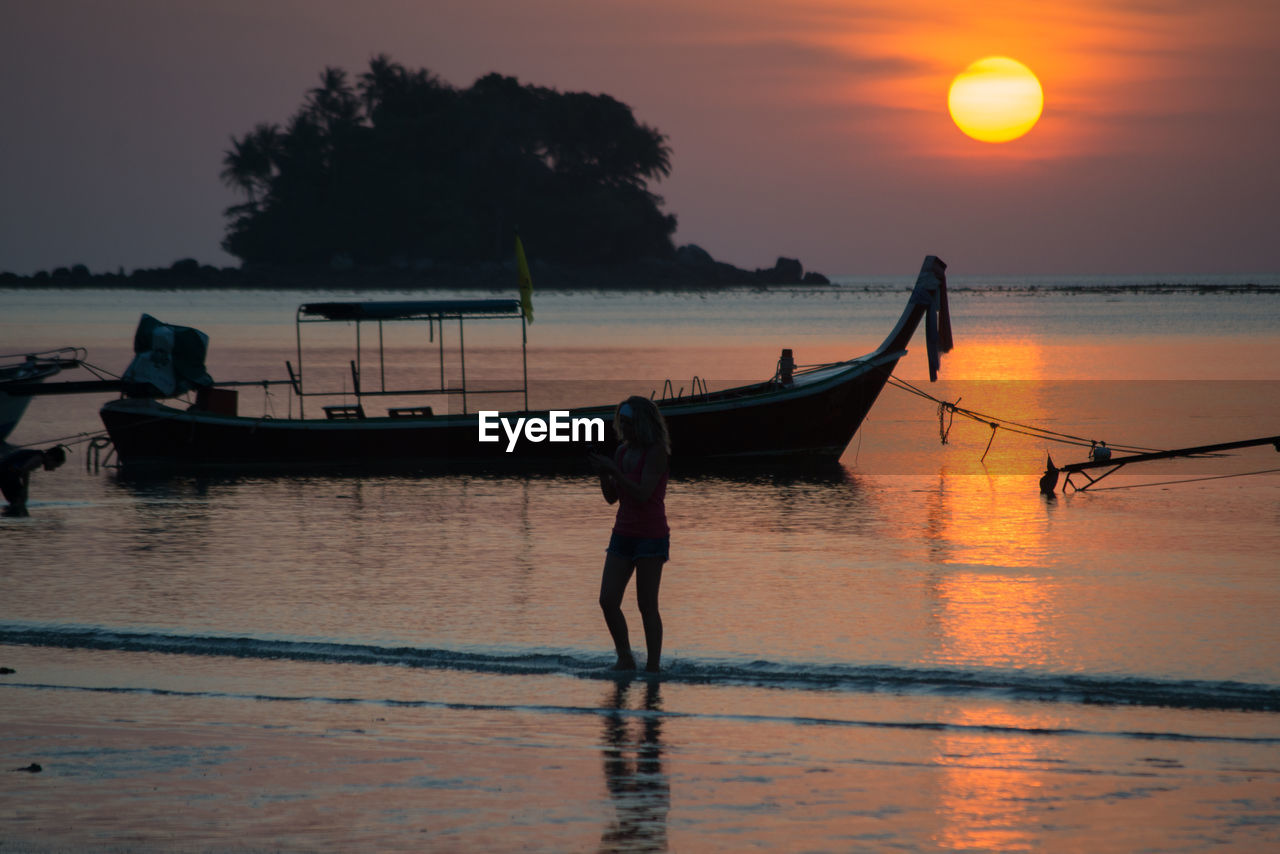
[[606, 532, 670, 563]]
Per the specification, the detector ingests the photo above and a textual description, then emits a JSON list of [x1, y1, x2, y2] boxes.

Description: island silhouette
[[4, 56, 827, 291]]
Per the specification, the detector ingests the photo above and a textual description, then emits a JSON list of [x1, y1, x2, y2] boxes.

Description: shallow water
[[2, 279, 1279, 850]]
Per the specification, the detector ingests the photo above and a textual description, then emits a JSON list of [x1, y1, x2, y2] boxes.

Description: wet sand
[[5, 644, 1280, 852]]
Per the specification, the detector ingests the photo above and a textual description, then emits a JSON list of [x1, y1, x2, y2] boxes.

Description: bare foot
[[644, 662, 661, 674], [610, 653, 637, 671]]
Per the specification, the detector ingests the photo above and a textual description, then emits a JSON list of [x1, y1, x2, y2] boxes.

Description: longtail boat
[[98, 255, 951, 471]]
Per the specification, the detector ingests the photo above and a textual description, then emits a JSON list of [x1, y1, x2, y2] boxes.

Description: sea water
[[2, 276, 1279, 851]]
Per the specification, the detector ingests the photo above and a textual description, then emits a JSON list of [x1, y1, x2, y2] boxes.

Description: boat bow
[[874, 255, 951, 381]]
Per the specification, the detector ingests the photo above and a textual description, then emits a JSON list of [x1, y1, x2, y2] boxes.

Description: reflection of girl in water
[[600, 679, 669, 850], [588, 396, 670, 673]]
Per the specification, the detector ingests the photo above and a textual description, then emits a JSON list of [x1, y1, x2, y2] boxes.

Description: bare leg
[[0, 473, 28, 517], [634, 557, 664, 673], [599, 553, 637, 670]]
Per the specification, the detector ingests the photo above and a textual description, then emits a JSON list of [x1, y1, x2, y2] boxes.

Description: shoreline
[[0, 248, 832, 293], [3, 265, 1278, 295]]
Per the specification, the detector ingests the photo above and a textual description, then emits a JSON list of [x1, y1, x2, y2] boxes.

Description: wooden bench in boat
[[388, 406, 434, 418]]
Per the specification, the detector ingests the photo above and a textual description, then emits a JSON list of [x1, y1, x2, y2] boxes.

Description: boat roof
[[299, 299, 523, 321]]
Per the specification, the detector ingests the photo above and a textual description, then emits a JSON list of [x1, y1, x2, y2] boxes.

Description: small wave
[[5, 680, 1278, 747], [4, 623, 1280, 713]]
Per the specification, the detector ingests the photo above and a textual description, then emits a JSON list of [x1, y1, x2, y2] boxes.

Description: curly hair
[[613, 395, 671, 453]]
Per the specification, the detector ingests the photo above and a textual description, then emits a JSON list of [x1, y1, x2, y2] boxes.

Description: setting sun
[[948, 56, 1044, 143]]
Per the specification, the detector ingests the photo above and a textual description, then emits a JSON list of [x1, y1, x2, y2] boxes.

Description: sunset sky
[[3, 0, 1277, 277]]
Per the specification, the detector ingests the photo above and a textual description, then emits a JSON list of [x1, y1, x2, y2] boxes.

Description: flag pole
[[515, 231, 534, 324], [515, 232, 532, 410]]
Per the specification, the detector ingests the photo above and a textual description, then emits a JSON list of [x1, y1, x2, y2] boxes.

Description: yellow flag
[[515, 234, 534, 323]]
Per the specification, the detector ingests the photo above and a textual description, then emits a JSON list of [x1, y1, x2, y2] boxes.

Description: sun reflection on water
[[932, 705, 1069, 852], [944, 338, 1047, 381], [921, 473, 1057, 568]]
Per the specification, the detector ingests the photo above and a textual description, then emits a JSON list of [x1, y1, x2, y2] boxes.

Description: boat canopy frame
[[291, 299, 528, 419]]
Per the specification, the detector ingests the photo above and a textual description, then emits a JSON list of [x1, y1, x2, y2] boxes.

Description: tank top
[[612, 444, 669, 538]]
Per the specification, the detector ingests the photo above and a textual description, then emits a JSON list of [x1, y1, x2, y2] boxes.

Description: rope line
[[79, 360, 123, 381], [6, 394, 194, 452], [885, 374, 1163, 455], [6, 429, 109, 451], [1076, 467, 1280, 492], [883, 370, 1276, 489]]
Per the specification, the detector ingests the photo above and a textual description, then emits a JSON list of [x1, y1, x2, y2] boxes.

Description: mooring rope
[[5, 385, 194, 454], [885, 373, 1164, 456], [1075, 467, 1280, 491], [78, 360, 123, 381], [5, 429, 108, 451]]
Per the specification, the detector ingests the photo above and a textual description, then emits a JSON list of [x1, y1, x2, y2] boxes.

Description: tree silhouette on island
[[221, 56, 678, 267]]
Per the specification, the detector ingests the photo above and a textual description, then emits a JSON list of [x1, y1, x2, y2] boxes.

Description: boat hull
[[1, 356, 77, 442], [99, 353, 901, 472], [0, 387, 35, 443]]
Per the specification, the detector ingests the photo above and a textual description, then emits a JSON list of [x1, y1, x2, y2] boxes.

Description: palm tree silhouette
[[220, 123, 281, 207], [221, 56, 679, 266]]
